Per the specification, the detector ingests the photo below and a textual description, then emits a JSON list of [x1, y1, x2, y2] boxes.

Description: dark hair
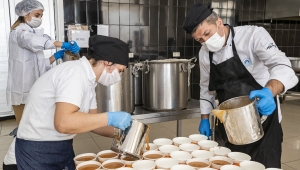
[[86, 54, 114, 67], [11, 16, 25, 30]]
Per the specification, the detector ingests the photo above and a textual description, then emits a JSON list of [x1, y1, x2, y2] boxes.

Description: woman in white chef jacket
[[15, 35, 132, 170], [6, 0, 80, 124]]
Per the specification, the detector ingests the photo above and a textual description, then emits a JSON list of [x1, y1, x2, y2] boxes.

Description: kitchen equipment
[[111, 120, 150, 159], [132, 62, 143, 105], [288, 57, 300, 73], [142, 57, 197, 111], [96, 62, 136, 113], [212, 96, 265, 145]]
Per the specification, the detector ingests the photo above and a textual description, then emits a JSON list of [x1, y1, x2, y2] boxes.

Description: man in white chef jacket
[[183, 3, 298, 168]]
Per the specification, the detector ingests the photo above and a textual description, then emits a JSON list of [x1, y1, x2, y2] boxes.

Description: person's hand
[[62, 41, 80, 54], [53, 50, 65, 60], [198, 119, 212, 139], [249, 87, 276, 116], [107, 111, 132, 130]]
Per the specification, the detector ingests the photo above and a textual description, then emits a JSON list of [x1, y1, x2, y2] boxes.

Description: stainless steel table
[[131, 99, 201, 137]]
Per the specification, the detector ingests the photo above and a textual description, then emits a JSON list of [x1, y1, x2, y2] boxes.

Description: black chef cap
[[88, 35, 129, 67], [183, 3, 213, 34]]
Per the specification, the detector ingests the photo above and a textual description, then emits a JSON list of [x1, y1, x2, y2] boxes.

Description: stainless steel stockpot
[[96, 63, 136, 113], [142, 57, 196, 111], [216, 96, 265, 145]]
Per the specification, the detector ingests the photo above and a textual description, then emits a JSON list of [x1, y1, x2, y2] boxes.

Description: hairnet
[[15, 0, 44, 16]]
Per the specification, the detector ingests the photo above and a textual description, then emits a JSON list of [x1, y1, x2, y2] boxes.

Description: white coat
[[199, 25, 299, 122], [6, 23, 56, 105]]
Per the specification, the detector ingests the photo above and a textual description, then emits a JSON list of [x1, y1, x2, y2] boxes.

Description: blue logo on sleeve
[[243, 58, 252, 67]]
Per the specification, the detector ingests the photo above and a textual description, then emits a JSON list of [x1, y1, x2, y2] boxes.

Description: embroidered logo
[[243, 58, 252, 67], [266, 43, 277, 50]]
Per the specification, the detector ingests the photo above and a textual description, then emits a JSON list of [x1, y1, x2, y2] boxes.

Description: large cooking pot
[[142, 57, 197, 111], [288, 57, 300, 73], [96, 63, 136, 113], [212, 96, 266, 145], [132, 63, 143, 106]]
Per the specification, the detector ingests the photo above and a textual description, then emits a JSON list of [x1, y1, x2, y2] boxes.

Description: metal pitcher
[[111, 120, 150, 159], [212, 96, 266, 145]]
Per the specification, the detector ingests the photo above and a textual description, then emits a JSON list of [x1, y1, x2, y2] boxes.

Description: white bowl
[[143, 143, 159, 152], [196, 168, 216, 170], [120, 155, 138, 167], [170, 151, 192, 164], [76, 160, 101, 170], [209, 156, 233, 169], [239, 161, 265, 170], [143, 150, 164, 161], [220, 165, 244, 170], [179, 143, 200, 153], [155, 158, 179, 169], [265, 168, 283, 170], [116, 168, 134, 170], [186, 158, 211, 169], [158, 145, 180, 157], [173, 137, 192, 146], [189, 134, 208, 144], [153, 138, 173, 146], [97, 150, 119, 163], [209, 147, 231, 156], [198, 140, 218, 150], [191, 150, 214, 159], [171, 165, 195, 170], [101, 159, 125, 170], [227, 152, 251, 165], [132, 160, 156, 170], [74, 153, 97, 166]]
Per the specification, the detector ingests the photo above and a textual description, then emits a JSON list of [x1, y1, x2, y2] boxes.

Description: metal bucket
[[216, 96, 265, 145], [111, 120, 150, 159], [96, 63, 136, 113]]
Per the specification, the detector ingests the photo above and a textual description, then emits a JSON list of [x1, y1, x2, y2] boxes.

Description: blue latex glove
[[107, 111, 132, 130], [249, 87, 276, 116], [198, 119, 212, 139], [54, 50, 65, 60], [62, 41, 80, 54]]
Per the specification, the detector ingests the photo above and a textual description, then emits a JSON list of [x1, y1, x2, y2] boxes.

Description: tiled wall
[[63, 0, 299, 100]]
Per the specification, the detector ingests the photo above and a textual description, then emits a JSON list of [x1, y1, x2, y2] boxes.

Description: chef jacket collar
[[80, 56, 97, 85]]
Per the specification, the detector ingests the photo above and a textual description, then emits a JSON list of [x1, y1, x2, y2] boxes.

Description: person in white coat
[[15, 35, 132, 170], [6, 0, 80, 125], [182, 3, 298, 168], [4, 0, 80, 169]]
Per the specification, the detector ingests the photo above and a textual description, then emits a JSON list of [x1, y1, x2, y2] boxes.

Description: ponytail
[[11, 16, 25, 30]]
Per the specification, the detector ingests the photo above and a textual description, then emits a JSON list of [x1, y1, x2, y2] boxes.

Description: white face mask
[[201, 24, 225, 52], [98, 67, 121, 86], [27, 17, 42, 28]]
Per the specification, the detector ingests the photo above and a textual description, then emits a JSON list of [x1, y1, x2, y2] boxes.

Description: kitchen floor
[[0, 97, 300, 170]]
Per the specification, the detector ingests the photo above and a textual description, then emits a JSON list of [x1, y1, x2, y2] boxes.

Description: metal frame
[[131, 99, 201, 137]]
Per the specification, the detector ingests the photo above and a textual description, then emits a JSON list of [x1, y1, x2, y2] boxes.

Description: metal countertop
[[131, 99, 201, 124]]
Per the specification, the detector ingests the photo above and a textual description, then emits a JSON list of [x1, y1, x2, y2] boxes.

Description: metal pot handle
[[180, 63, 188, 73], [144, 60, 150, 74], [188, 57, 197, 63], [255, 97, 268, 124], [132, 62, 143, 77]]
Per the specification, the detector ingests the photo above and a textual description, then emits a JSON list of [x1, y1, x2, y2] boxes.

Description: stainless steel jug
[[111, 120, 150, 159], [213, 96, 266, 145]]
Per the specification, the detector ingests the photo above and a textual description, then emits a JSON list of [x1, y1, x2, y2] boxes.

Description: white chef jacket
[[17, 56, 98, 141], [199, 25, 299, 122], [6, 23, 56, 106]]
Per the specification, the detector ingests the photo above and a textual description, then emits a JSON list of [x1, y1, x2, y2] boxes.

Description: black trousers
[[3, 163, 18, 170]]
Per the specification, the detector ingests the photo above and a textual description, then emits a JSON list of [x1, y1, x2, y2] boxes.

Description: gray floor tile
[[92, 136, 114, 151], [73, 138, 100, 156]]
